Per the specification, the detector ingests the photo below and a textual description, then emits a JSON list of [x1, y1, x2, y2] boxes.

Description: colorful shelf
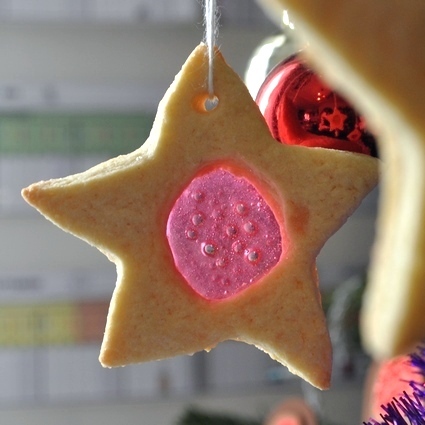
[[0, 300, 109, 346]]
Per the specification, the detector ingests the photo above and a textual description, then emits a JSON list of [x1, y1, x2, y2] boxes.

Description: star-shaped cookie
[[22, 44, 378, 389], [270, 0, 425, 359]]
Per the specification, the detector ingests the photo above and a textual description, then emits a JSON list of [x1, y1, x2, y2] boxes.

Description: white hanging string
[[204, 0, 217, 100]]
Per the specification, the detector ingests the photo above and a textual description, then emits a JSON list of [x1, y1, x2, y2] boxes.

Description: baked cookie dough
[[22, 44, 378, 389]]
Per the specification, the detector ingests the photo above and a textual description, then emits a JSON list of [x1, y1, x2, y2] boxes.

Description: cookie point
[[21, 184, 38, 205]]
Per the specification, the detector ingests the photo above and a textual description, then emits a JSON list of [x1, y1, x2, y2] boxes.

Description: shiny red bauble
[[255, 55, 377, 157]]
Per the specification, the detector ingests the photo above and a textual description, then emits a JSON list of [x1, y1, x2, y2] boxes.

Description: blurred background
[[0, 0, 379, 424]]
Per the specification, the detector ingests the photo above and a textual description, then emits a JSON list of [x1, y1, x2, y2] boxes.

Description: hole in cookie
[[204, 95, 219, 111], [193, 93, 219, 113]]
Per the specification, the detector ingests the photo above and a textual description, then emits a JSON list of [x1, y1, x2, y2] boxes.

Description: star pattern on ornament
[[319, 107, 347, 135], [22, 44, 378, 389]]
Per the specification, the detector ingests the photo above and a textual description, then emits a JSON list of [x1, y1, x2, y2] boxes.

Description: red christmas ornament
[[368, 355, 423, 419], [256, 55, 377, 157]]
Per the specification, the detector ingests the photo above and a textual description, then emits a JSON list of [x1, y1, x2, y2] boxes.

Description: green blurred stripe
[[0, 113, 154, 155]]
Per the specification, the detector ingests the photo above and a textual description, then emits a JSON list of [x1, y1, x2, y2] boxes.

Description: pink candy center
[[166, 167, 282, 300]]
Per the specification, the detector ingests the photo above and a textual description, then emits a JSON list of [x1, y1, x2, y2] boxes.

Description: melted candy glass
[[256, 55, 378, 157], [167, 168, 283, 300]]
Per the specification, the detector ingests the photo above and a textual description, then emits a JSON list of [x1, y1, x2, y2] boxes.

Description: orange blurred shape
[[367, 354, 422, 418], [264, 398, 317, 425]]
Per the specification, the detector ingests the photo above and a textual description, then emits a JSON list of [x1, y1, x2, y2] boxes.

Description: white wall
[[0, 22, 272, 111], [0, 379, 365, 425]]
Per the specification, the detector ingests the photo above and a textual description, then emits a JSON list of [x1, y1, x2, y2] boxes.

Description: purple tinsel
[[364, 346, 425, 425]]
